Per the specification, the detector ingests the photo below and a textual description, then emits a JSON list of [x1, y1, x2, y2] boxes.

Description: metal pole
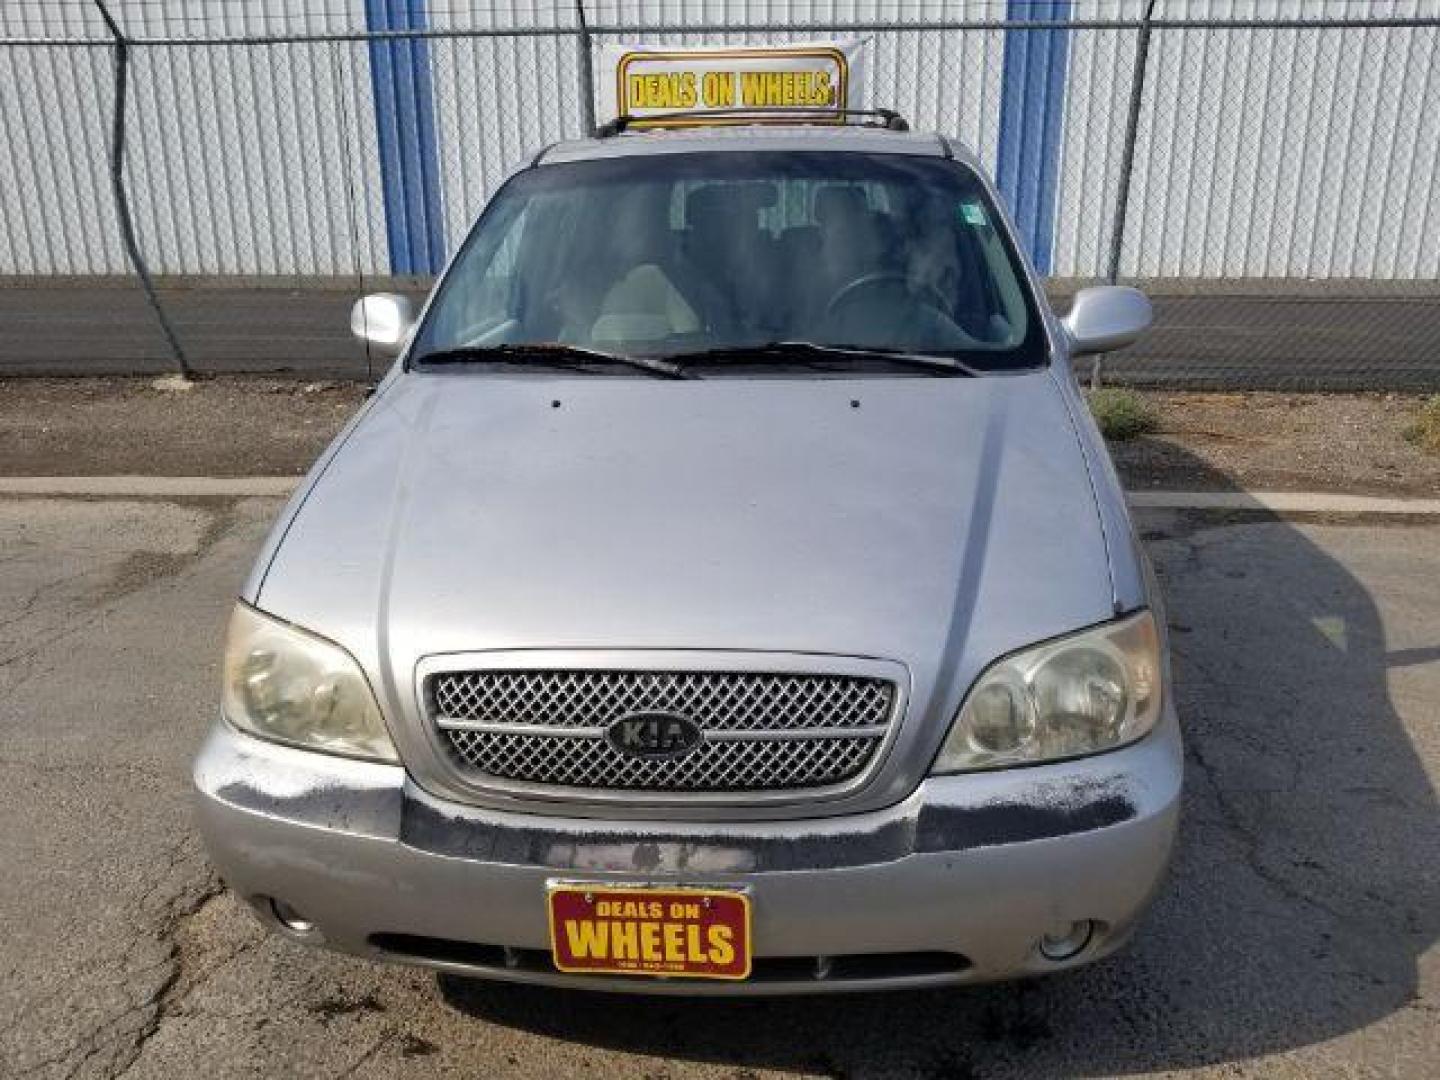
[[575, 1, 597, 135], [91, 0, 193, 381], [1106, 0, 1158, 285]]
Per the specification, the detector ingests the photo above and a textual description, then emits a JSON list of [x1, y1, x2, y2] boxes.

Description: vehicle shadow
[[437, 439, 1439, 1077]]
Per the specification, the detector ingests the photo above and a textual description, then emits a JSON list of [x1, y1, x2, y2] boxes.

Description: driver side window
[[429, 205, 529, 347]]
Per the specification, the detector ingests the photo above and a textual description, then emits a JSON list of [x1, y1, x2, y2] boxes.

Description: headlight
[[931, 610, 1161, 773], [220, 603, 398, 763]]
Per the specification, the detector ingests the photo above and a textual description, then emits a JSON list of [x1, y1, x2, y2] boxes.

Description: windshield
[[414, 150, 1046, 372]]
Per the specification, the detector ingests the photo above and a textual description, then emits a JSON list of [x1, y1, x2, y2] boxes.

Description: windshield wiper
[[668, 341, 980, 376], [411, 343, 689, 380]]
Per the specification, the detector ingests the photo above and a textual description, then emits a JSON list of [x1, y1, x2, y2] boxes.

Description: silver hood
[[252, 370, 1120, 816]]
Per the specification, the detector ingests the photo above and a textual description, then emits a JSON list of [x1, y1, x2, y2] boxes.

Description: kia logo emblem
[[606, 711, 704, 759]]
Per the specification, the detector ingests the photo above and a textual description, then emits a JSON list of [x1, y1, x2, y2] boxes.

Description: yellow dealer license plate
[[547, 883, 752, 980]]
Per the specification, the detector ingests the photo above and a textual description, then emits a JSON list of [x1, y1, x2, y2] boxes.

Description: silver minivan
[[196, 114, 1180, 994]]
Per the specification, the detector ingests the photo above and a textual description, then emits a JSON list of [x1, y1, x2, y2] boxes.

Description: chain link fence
[[1, 1, 1437, 388]]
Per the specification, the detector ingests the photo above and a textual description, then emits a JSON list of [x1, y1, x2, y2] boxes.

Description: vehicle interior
[[419, 151, 1037, 364]]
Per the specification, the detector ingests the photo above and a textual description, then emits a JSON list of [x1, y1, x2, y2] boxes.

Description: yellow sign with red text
[[547, 884, 752, 979], [598, 42, 867, 127]]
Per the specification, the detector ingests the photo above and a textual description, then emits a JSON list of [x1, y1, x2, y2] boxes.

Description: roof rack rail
[[594, 107, 911, 138]]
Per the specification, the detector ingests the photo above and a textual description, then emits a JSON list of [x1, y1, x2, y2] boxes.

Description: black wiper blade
[[670, 341, 978, 376], [412, 343, 688, 379]]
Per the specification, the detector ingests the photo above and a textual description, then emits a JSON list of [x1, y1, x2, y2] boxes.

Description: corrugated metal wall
[[1, 1, 1438, 280], [0, 41, 125, 274], [1111, 1, 1440, 279], [1052, 5, 1141, 280], [428, 3, 586, 256]]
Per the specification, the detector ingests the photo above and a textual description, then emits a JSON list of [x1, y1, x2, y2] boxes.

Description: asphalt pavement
[[3, 282, 1439, 389], [0, 283, 404, 380], [1, 494, 1436, 1078]]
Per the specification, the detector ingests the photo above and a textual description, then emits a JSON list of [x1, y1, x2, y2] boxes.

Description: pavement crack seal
[[1, 499, 235, 698], [111, 875, 229, 1079], [11, 846, 240, 1080], [1175, 658, 1407, 992], [1165, 601, 1421, 966], [95, 499, 238, 606]]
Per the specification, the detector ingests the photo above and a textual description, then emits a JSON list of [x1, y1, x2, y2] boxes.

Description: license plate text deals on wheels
[[548, 885, 752, 980]]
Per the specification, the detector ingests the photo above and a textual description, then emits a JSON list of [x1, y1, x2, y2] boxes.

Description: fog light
[[1038, 920, 1094, 961], [270, 898, 316, 934]]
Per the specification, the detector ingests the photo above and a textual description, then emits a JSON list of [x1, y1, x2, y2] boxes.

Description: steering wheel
[[824, 271, 948, 318]]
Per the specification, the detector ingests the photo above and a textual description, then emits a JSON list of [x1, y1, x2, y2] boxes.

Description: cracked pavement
[[0, 495, 1436, 1078]]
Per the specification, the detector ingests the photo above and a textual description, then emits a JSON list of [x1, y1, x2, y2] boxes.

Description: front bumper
[[194, 706, 1181, 995]]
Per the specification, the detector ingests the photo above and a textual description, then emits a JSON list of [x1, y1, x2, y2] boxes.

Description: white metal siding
[[1051, 5, 1143, 279], [0, 0, 389, 276], [142, 39, 385, 276], [1, 1, 1438, 280], [1111, 0, 1440, 279], [428, 2, 585, 253], [0, 43, 126, 274]]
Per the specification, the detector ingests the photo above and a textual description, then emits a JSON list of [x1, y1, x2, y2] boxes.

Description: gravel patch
[[0, 377, 368, 477], [3, 378, 1437, 495], [1105, 391, 1440, 496]]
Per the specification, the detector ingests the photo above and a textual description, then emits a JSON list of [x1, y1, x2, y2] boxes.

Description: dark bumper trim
[[398, 775, 1139, 872]]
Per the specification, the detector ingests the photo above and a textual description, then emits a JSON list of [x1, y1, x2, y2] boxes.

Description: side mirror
[[350, 293, 416, 356], [1062, 286, 1152, 356]]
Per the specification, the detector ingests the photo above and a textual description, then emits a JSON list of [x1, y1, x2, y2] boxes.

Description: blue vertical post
[[995, 1, 1073, 275], [365, 0, 445, 274]]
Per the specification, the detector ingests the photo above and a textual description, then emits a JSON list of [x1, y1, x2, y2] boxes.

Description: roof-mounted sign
[[597, 42, 867, 127]]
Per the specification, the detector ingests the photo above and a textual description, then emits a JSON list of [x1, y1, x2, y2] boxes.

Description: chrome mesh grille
[[428, 669, 896, 793]]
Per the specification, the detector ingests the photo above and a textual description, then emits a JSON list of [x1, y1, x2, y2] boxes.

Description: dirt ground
[[2, 377, 1438, 494], [1110, 390, 1440, 496], [0, 377, 369, 477]]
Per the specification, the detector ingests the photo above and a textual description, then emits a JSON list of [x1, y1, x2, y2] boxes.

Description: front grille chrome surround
[[427, 667, 900, 795]]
